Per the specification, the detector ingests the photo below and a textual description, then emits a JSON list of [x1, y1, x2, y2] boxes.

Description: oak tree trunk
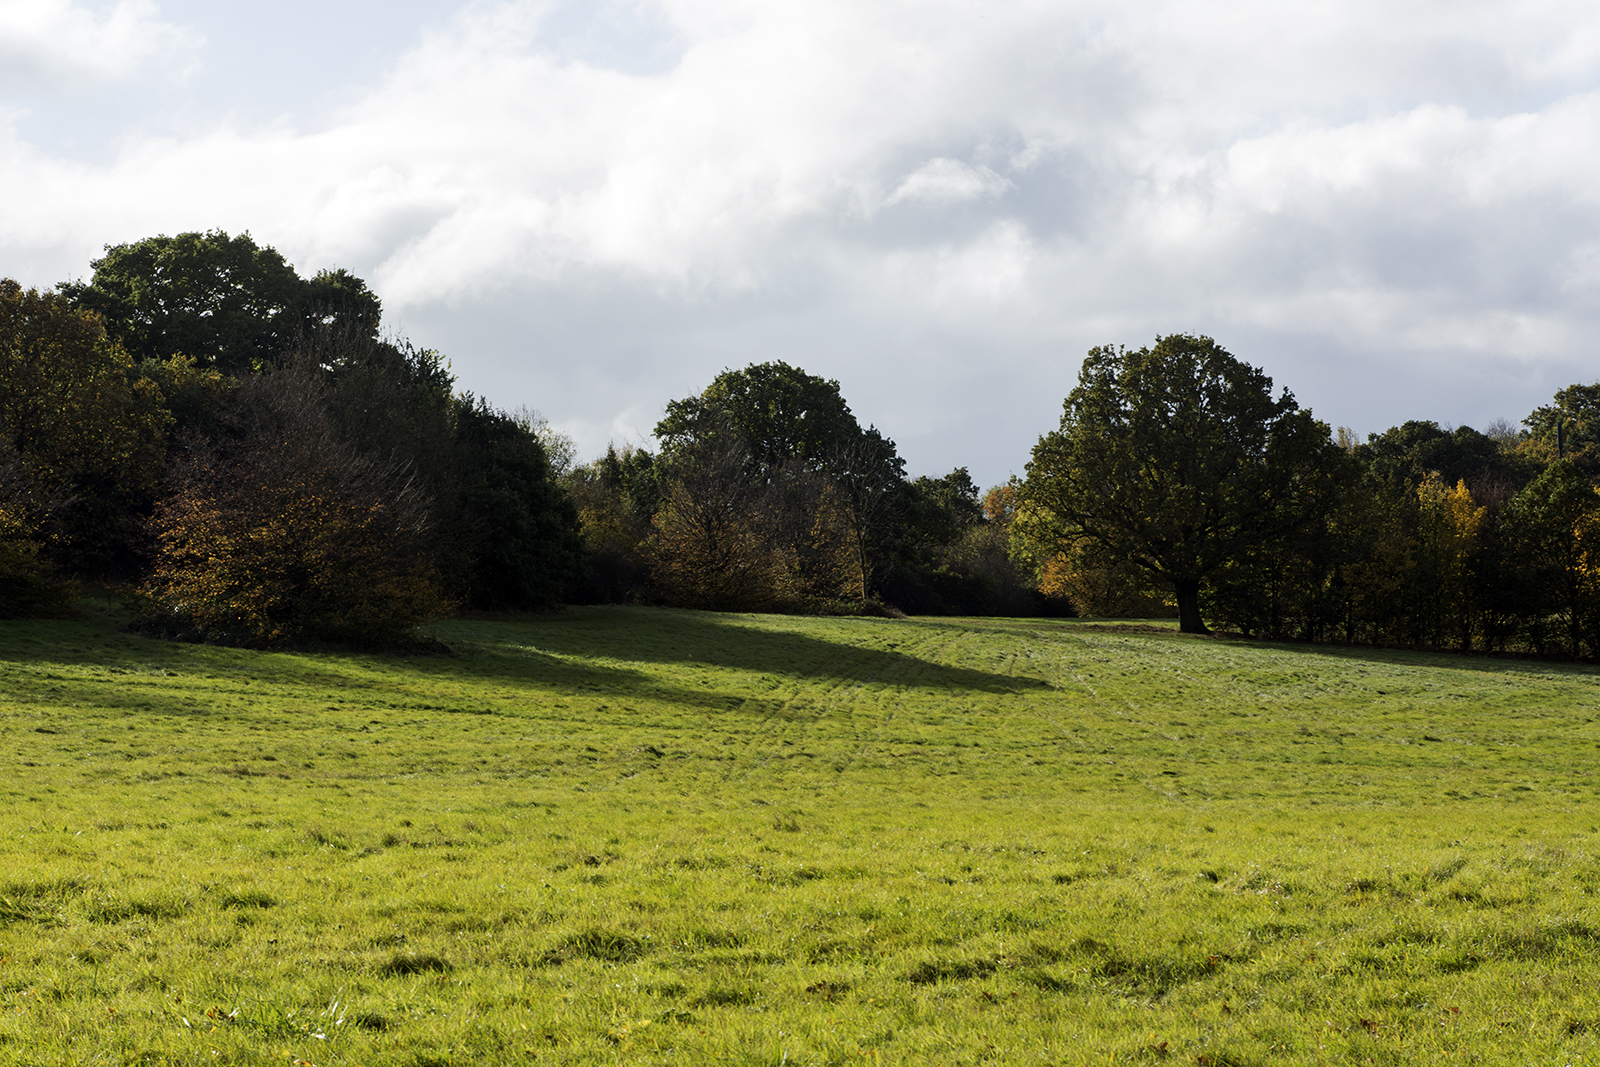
[[1174, 578, 1209, 634]]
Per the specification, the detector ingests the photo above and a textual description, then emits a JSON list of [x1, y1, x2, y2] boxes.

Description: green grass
[[3, 603, 1600, 1065]]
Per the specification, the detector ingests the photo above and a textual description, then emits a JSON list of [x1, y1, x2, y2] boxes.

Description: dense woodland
[[5, 231, 1600, 659]]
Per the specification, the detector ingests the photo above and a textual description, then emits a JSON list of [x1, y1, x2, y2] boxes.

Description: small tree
[[1038, 543, 1171, 618], [143, 370, 449, 647], [647, 428, 783, 610]]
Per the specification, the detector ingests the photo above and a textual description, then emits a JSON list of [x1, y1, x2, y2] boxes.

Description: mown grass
[[2, 602, 1599, 1065]]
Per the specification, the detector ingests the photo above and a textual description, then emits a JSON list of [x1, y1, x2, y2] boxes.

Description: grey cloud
[[4, 0, 1600, 486]]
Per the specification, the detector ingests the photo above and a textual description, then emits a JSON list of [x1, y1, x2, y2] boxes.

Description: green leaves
[[0, 278, 173, 577], [1024, 334, 1350, 632], [59, 230, 383, 373], [657, 361, 867, 476]]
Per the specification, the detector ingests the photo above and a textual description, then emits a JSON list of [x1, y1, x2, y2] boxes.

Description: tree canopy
[[4, 225, 582, 641], [1523, 383, 1600, 475], [58, 230, 382, 372], [1357, 420, 1531, 497], [656, 361, 866, 475], [1022, 334, 1349, 633], [28, 225, 1600, 660]]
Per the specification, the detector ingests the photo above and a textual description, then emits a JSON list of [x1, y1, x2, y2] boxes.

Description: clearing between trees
[[2, 604, 1598, 1065]]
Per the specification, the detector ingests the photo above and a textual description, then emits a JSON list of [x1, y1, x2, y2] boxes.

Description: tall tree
[[1022, 334, 1350, 633], [446, 396, 586, 610], [1502, 460, 1600, 659], [0, 278, 171, 576], [830, 427, 906, 598], [287, 329, 583, 611], [654, 362, 905, 604]]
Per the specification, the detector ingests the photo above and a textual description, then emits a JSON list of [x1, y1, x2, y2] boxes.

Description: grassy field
[[2, 603, 1599, 1065]]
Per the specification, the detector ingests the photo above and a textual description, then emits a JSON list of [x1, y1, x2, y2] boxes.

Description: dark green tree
[[446, 397, 586, 610], [1469, 495, 1527, 653], [58, 230, 382, 372], [302, 268, 383, 337], [0, 278, 172, 577], [876, 467, 1053, 617], [1202, 469, 1358, 642], [1356, 420, 1533, 496], [830, 427, 906, 598], [656, 361, 865, 476], [1501, 460, 1600, 658], [1022, 334, 1350, 634], [898, 468, 984, 553], [0, 433, 77, 618]]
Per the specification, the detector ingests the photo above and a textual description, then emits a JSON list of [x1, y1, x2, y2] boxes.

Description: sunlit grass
[[2, 603, 1599, 1064]]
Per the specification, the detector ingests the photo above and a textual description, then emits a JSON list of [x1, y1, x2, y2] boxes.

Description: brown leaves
[[142, 368, 450, 647]]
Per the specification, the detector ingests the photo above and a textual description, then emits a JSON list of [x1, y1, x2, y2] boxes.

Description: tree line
[[4, 231, 1600, 659], [1018, 334, 1600, 659], [560, 359, 1051, 618], [1, 232, 582, 645]]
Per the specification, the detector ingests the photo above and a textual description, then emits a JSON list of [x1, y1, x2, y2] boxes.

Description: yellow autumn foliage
[[1414, 474, 1486, 645]]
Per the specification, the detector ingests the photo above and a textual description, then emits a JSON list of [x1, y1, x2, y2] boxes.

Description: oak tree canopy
[[1022, 334, 1348, 633]]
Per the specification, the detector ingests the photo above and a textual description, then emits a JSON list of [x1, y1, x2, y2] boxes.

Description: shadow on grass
[[1201, 631, 1600, 680], [8, 608, 1594, 728], [430, 606, 1048, 698], [0, 607, 1041, 721], [915, 613, 1600, 681], [0, 618, 677, 718]]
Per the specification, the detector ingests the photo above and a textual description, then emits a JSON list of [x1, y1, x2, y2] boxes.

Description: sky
[[4, 0, 1600, 486]]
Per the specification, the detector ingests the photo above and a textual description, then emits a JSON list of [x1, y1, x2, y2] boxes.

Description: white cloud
[[5, 0, 1600, 479], [0, 0, 200, 90], [888, 158, 1012, 207]]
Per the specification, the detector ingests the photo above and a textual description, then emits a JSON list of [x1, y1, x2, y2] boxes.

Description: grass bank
[[2, 604, 1598, 1065]]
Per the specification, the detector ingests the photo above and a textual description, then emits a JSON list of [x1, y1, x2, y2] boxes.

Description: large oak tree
[[1022, 334, 1350, 633]]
